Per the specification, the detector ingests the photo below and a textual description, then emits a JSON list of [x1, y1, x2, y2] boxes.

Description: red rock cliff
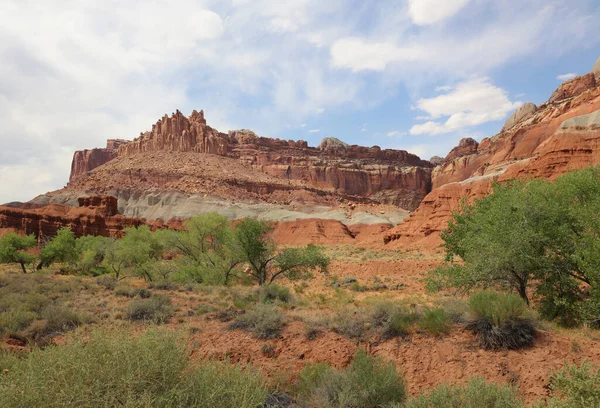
[[385, 62, 600, 247]]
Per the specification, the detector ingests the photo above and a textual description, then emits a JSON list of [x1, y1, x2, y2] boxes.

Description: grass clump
[[228, 304, 285, 339], [299, 350, 407, 408], [419, 308, 451, 337], [0, 329, 268, 408], [541, 360, 600, 408], [258, 284, 292, 304], [331, 309, 370, 340], [371, 302, 421, 340], [126, 295, 173, 324], [403, 377, 524, 408], [466, 291, 536, 350], [115, 287, 152, 298]]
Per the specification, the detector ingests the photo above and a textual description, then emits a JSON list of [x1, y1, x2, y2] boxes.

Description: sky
[[0, 0, 599, 203]]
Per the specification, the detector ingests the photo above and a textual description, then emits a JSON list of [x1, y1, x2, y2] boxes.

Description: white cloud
[[387, 131, 407, 137], [557, 72, 577, 81], [435, 85, 453, 92], [408, 0, 471, 26], [308, 129, 321, 133], [330, 38, 423, 72], [300, 123, 307, 128], [410, 78, 522, 135]]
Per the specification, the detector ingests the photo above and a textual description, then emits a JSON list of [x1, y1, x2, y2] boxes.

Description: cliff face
[[385, 64, 600, 248], [67, 112, 433, 210], [0, 196, 145, 240]]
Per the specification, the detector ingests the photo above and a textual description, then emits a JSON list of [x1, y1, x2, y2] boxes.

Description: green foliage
[[434, 167, 600, 325], [103, 226, 163, 281], [420, 308, 451, 336], [126, 295, 173, 324], [303, 350, 407, 408], [468, 291, 528, 326], [160, 213, 242, 285], [74, 235, 110, 275], [403, 377, 524, 408], [235, 218, 329, 286], [228, 304, 285, 339], [466, 291, 536, 350], [38, 227, 78, 269], [0, 232, 37, 273], [0, 329, 268, 408], [258, 283, 292, 303], [543, 360, 600, 408]]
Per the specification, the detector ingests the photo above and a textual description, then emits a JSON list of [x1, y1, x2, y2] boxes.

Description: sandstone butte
[[2, 57, 600, 247]]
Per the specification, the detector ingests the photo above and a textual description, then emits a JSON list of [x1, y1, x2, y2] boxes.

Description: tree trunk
[[19, 261, 27, 274], [517, 282, 529, 305]]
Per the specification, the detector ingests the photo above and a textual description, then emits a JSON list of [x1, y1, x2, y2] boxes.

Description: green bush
[[303, 350, 407, 408], [126, 295, 173, 324], [331, 309, 370, 340], [0, 329, 268, 407], [258, 284, 292, 304], [228, 304, 285, 339], [466, 291, 536, 350], [42, 305, 86, 335], [542, 360, 600, 408], [420, 308, 451, 336], [0, 309, 37, 334], [403, 377, 524, 408], [370, 302, 420, 339]]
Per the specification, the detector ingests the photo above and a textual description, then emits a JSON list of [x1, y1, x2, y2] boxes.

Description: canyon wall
[[68, 112, 433, 210]]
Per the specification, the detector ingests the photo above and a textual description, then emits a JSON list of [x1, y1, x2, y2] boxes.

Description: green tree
[[103, 226, 163, 281], [430, 167, 600, 325], [159, 213, 242, 285], [74, 235, 110, 274], [0, 233, 37, 273], [38, 227, 78, 269], [234, 218, 329, 286]]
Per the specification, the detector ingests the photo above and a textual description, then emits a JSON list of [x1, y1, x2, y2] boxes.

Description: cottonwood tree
[[0, 232, 37, 273], [234, 218, 329, 286], [159, 213, 243, 285], [38, 227, 78, 269]]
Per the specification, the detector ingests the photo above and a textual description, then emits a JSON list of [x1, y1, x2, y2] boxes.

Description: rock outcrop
[[549, 73, 597, 104], [385, 58, 600, 248], [502, 103, 537, 131], [0, 196, 145, 240], [66, 112, 433, 211], [594, 57, 600, 83]]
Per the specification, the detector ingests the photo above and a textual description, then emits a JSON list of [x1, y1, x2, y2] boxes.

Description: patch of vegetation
[[258, 284, 292, 304], [0, 329, 268, 408], [298, 350, 407, 408], [228, 304, 285, 339], [126, 295, 173, 324], [431, 167, 600, 326], [542, 360, 600, 408], [466, 291, 536, 350], [115, 287, 152, 298], [403, 377, 524, 408], [419, 308, 451, 336]]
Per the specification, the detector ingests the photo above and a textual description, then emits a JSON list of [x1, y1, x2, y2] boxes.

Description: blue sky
[[0, 0, 599, 203]]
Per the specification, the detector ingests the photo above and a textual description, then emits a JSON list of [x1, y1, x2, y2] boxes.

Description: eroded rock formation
[[385, 58, 600, 248], [67, 111, 433, 211], [0, 196, 145, 240]]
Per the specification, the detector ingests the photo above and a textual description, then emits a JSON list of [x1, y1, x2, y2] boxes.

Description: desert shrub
[[542, 360, 600, 408], [303, 350, 407, 408], [437, 298, 469, 324], [0, 309, 37, 334], [42, 305, 86, 335], [149, 279, 179, 290], [115, 287, 152, 299], [95, 275, 117, 290], [0, 329, 268, 407], [331, 309, 370, 340], [403, 377, 524, 408], [420, 308, 451, 336], [258, 284, 292, 304], [466, 291, 536, 350], [126, 295, 173, 324], [370, 302, 421, 339], [228, 304, 284, 339]]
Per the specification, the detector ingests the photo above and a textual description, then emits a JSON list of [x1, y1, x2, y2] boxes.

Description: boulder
[[502, 103, 537, 131]]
